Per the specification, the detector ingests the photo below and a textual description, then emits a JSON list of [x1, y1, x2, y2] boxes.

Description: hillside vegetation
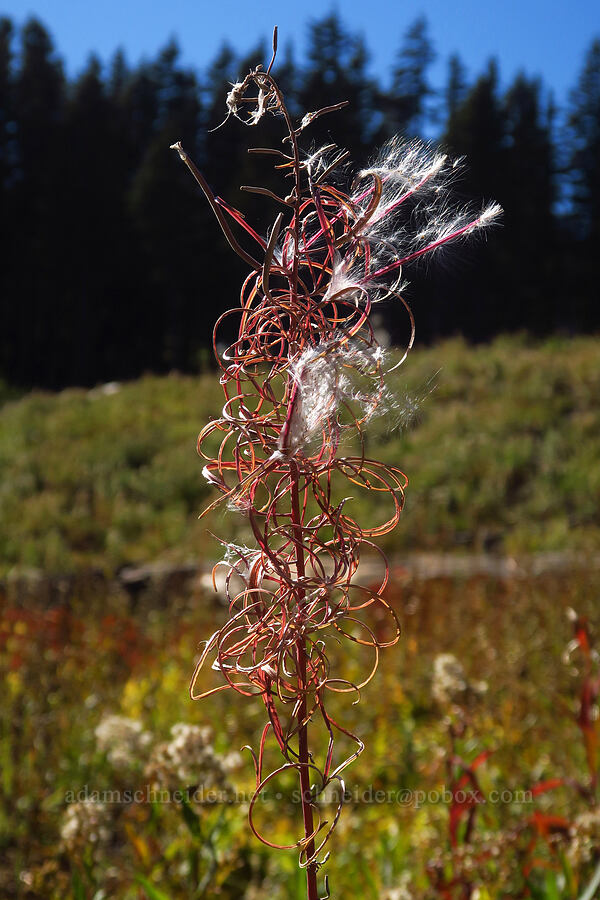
[[1, 335, 599, 575]]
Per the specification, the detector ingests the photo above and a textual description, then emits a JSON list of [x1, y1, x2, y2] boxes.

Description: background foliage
[[2, 563, 599, 898], [1, 335, 599, 575], [1, 12, 599, 899], [0, 12, 598, 389]]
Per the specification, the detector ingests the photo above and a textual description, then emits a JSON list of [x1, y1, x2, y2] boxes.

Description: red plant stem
[[282, 87, 318, 894], [290, 460, 318, 900]]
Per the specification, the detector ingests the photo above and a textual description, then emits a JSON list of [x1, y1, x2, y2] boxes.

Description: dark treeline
[[0, 14, 598, 389]]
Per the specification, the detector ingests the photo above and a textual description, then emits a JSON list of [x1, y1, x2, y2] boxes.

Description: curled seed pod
[[173, 32, 500, 897]]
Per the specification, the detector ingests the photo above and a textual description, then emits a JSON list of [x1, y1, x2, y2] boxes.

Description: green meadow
[[1, 335, 599, 575], [1, 335, 599, 898]]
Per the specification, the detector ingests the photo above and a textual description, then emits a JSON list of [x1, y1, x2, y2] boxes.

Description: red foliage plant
[[172, 30, 500, 899]]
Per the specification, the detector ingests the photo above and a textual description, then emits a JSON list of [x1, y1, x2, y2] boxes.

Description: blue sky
[[2, 0, 599, 105]]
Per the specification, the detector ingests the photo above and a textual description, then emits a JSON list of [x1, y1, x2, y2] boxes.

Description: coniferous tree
[[118, 58, 160, 160], [200, 43, 248, 347], [444, 60, 506, 201], [564, 38, 600, 329], [439, 60, 508, 338], [12, 18, 66, 386], [108, 47, 128, 99], [445, 53, 468, 122], [503, 73, 556, 331], [203, 43, 238, 183], [568, 38, 600, 242], [298, 13, 376, 160], [1, 13, 600, 388], [387, 16, 436, 138], [374, 18, 438, 345], [127, 41, 205, 373], [0, 18, 16, 379], [0, 17, 14, 189], [59, 55, 133, 384]]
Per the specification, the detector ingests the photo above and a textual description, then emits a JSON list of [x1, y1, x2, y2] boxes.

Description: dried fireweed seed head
[[171, 28, 501, 893]]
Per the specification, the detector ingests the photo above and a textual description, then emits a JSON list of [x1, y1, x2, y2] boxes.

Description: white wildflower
[[95, 714, 152, 771], [567, 807, 600, 866], [379, 872, 414, 900], [432, 653, 467, 706], [146, 723, 235, 800], [222, 750, 244, 772], [432, 653, 488, 707], [60, 800, 112, 852]]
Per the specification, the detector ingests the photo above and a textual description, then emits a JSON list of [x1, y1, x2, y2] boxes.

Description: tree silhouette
[[445, 53, 468, 122], [568, 39, 600, 243], [440, 60, 509, 338], [298, 12, 376, 159], [389, 16, 436, 137], [10, 19, 66, 386], [564, 39, 600, 329], [503, 73, 557, 331], [0, 14, 598, 389], [127, 42, 205, 372]]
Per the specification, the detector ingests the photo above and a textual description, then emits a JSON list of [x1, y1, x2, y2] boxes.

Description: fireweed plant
[[171, 32, 500, 899]]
